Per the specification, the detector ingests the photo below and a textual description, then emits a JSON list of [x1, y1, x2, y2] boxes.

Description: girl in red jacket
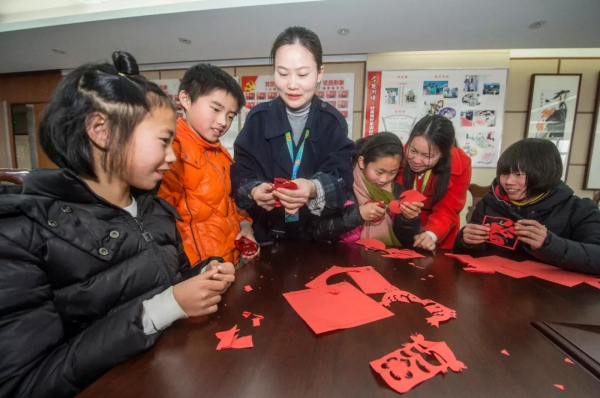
[[398, 115, 472, 250]]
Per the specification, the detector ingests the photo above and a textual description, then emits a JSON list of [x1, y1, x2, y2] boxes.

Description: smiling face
[[180, 89, 239, 143], [274, 43, 324, 110], [499, 171, 528, 201], [406, 136, 442, 173]]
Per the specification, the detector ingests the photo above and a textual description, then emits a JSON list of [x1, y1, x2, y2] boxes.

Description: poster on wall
[[152, 77, 240, 154], [239, 73, 354, 138], [364, 69, 508, 168]]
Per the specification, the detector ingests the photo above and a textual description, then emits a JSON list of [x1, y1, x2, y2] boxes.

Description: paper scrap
[[242, 311, 251, 318], [216, 325, 253, 350], [554, 384, 564, 390], [565, 358, 574, 364], [501, 349, 510, 356], [356, 238, 386, 251], [283, 282, 394, 334], [244, 285, 253, 292], [370, 334, 466, 394]]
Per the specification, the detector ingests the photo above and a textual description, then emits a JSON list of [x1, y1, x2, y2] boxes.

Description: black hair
[[354, 132, 404, 166], [497, 138, 562, 198], [402, 115, 457, 205], [179, 63, 245, 113], [39, 51, 173, 180], [270, 26, 323, 70]]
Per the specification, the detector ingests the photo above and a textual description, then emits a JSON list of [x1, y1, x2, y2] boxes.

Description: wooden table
[[80, 242, 600, 397]]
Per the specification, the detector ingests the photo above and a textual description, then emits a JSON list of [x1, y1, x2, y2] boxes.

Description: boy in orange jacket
[[159, 64, 256, 266]]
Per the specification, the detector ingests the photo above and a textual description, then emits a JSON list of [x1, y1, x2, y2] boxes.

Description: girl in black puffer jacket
[[454, 138, 600, 275], [0, 52, 235, 398]]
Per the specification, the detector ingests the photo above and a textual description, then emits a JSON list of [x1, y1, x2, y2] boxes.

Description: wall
[[0, 70, 62, 168], [366, 50, 600, 225]]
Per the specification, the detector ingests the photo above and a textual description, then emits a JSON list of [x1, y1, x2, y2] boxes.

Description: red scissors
[[234, 237, 259, 256], [366, 199, 386, 223], [272, 178, 298, 207]]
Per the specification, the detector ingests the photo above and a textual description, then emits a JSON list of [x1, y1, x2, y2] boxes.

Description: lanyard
[[284, 129, 309, 223], [413, 169, 431, 194], [285, 129, 310, 180]]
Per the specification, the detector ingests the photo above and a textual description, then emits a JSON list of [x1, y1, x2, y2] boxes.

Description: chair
[[466, 183, 491, 223], [594, 192, 600, 207], [0, 168, 30, 185]]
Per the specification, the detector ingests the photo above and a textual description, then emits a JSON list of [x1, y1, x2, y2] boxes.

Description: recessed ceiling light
[[529, 20, 547, 29], [178, 37, 192, 45], [52, 49, 66, 54], [337, 28, 350, 36]]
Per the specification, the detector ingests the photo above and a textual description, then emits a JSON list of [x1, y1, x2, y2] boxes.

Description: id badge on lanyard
[[285, 130, 309, 223]]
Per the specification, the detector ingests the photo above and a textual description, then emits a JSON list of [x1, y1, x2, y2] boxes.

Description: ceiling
[[1, 0, 599, 74]]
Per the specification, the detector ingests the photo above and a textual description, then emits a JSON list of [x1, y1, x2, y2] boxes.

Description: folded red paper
[[356, 238, 386, 251], [215, 325, 254, 350], [370, 334, 466, 394]]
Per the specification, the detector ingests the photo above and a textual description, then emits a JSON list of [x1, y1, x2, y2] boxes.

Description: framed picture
[[584, 72, 600, 190], [525, 74, 582, 181]]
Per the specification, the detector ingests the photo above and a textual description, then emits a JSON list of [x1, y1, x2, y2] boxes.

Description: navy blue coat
[[231, 96, 355, 242]]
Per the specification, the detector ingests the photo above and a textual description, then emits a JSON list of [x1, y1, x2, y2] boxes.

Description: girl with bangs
[[454, 138, 600, 275]]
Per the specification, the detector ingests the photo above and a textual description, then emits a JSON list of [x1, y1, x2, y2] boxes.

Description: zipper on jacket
[[206, 150, 230, 214], [183, 187, 202, 260]]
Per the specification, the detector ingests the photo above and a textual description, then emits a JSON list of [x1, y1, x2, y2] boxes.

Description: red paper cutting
[[502, 260, 592, 287], [242, 311, 251, 318], [483, 216, 519, 250], [381, 287, 456, 327], [565, 358, 574, 364], [216, 325, 239, 350], [252, 318, 261, 327], [356, 238, 386, 251], [305, 265, 363, 293], [554, 384, 564, 390], [283, 282, 394, 334], [388, 200, 402, 215], [382, 248, 425, 259], [444, 253, 475, 264], [244, 285, 253, 292], [370, 334, 466, 394], [230, 335, 253, 349], [399, 189, 428, 205], [586, 279, 600, 290], [501, 349, 510, 356], [421, 278, 426, 280], [345, 266, 393, 294]]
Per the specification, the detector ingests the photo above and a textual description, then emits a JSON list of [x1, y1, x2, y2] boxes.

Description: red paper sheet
[[502, 260, 592, 287], [399, 189, 428, 205], [444, 253, 475, 264], [283, 282, 394, 334], [586, 279, 600, 290], [370, 334, 466, 394], [356, 238, 386, 251], [346, 266, 393, 294]]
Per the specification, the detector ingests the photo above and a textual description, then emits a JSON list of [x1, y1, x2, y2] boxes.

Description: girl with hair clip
[[231, 26, 355, 243], [398, 114, 472, 251], [455, 138, 600, 275], [313, 132, 424, 247], [0, 52, 234, 397]]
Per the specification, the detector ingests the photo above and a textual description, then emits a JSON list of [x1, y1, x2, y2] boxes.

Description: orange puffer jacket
[[159, 118, 251, 265]]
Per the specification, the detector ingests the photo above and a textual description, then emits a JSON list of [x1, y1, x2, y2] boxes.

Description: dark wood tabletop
[[79, 241, 600, 397]]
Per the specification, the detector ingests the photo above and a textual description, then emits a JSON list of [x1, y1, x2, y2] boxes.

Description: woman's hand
[[399, 202, 424, 220], [462, 223, 490, 245], [413, 232, 436, 251], [515, 220, 548, 250], [251, 183, 276, 211], [273, 178, 315, 215]]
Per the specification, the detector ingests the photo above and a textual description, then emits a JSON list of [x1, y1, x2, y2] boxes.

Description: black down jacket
[[454, 181, 600, 275], [0, 169, 215, 397]]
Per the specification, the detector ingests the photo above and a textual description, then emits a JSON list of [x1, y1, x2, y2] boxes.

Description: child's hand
[[173, 268, 232, 317], [515, 220, 547, 250], [273, 178, 315, 215], [462, 223, 490, 245], [251, 183, 276, 211], [235, 228, 259, 260], [360, 202, 386, 221], [399, 202, 424, 220], [205, 260, 236, 291], [413, 232, 436, 251]]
